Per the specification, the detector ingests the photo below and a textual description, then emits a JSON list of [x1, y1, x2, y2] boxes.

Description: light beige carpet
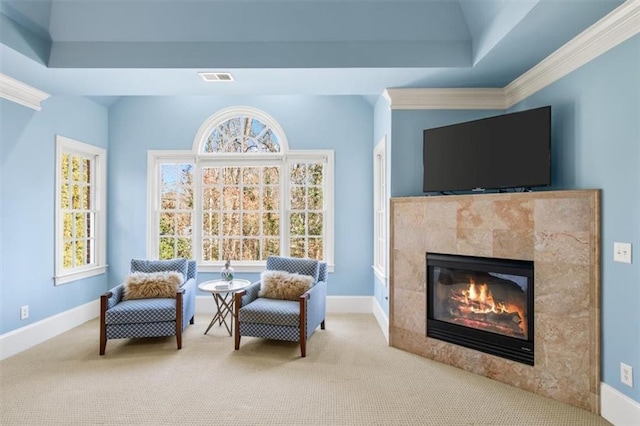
[[0, 313, 610, 425]]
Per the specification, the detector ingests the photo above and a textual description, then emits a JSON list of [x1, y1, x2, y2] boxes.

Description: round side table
[[198, 279, 251, 336]]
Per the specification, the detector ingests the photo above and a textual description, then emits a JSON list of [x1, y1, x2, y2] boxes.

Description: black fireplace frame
[[426, 253, 535, 365]]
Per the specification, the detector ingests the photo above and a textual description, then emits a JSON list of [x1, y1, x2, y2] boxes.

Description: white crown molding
[[385, 0, 640, 111], [505, 0, 640, 108], [0, 73, 50, 111], [384, 88, 506, 110]]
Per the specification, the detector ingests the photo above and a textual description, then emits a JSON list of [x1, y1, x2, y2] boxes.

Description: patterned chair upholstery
[[99, 259, 197, 355], [234, 256, 327, 357]]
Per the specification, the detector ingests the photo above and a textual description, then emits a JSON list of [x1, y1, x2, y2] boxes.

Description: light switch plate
[[613, 242, 632, 264]]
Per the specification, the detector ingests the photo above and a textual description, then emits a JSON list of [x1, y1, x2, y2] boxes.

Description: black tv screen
[[423, 106, 551, 193]]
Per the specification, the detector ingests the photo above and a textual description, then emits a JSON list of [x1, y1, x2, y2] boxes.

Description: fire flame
[[457, 279, 509, 314], [449, 278, 527, 338]]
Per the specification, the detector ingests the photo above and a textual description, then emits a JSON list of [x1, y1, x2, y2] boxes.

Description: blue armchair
[[99, 259, 197, 355], [233, 256, 327, 357]]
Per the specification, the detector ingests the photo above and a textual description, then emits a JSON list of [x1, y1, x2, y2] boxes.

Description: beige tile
[[493, 229, 534, 260]]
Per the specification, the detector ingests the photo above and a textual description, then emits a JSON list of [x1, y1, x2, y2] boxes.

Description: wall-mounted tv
[[423, 106, 551, 193]]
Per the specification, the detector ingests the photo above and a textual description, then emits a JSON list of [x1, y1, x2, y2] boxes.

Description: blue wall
[[107, 95, 374, 297], [0, 96, 109, 334]]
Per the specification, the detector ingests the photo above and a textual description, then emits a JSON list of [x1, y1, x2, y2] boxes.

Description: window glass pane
[[242, 187, 260, 210], [222, 187, 240, 210], [72, 184, 81, 209], [63, 213, 73, 239], [263, 187, 279, 210], [308, 187, 323, 210], [179, 187, 193, 209], [308, 213, 323, 236], [72, 156, 81, 181], [242, 167, 260, 184], [309, 238, 323, 260], [75, 213, 85, 238], [63, 241, 73, 268], [223, 167, 241, 185], [176, 213, 192, 235], [263, 167, 279, 184], [202, 238, 220, 261], [81, 158, 90, 183], [290, 213, 306, 236], [61, 184, 70, 209], [161, 164, 177, 186], [203, 167, 220, 184], [159, 237, 175, 260], [290, 238, 305, 258], [222, 238, 240, 260], [264, 238, 280, 257], [61, 153, 69, 180], [260, 129, 280, 152], [203, 187, 221, 210], [202, 212, 219, 236], [82, 186, 91, 209], [75, 239, 85, 266], [161, 187, 177, 209], [160, 213, 175, 235], [86, 213, 94, 238], [290, 164, 306, 185], [262, 213, 279, 236], [222, 212, 240, 235], [242, 213, 259, 236], [177, 238, 192, 259], [242, 239, 260, 260], [290, 187, 306, 210], [86, 237, 94, 264], [308, 163, 324, 185]]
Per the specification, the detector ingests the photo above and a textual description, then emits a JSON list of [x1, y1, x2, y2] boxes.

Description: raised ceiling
[[0, 0, 627, 102]]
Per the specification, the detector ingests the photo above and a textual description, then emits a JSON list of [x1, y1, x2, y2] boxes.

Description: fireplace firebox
[[426, 253, 534, 365]]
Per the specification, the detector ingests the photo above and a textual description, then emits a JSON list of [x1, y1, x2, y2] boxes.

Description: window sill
[[54, 265, 108, 286]]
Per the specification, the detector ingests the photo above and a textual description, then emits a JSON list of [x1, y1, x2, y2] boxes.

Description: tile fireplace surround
[[389, 190, 600, 413]]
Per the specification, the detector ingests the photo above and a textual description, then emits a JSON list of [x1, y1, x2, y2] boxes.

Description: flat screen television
[[423, 106, 551, 193]]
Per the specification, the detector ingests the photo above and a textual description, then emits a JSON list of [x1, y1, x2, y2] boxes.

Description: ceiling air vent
[[198, 72, 234, 82]]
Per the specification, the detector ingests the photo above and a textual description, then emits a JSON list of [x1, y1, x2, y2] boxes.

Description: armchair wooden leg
[[190, 316, 195, 325], [176, 292, 183, 350], [234, 292, 241, 350], [321, 320, 325, 330], [299, 297, 307, 357], [100, 294, 108, 355]]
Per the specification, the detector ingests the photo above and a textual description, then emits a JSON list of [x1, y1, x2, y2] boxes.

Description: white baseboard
[[0, 300, 100, 361], [372, 297, 389, 343], [601, 382, 640, 426]]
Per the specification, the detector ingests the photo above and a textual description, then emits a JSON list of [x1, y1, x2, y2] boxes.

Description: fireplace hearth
[[426, 253, 534, 365]]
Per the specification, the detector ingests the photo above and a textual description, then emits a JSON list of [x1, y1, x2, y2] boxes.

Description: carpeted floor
[[0, 313, 610, 425]]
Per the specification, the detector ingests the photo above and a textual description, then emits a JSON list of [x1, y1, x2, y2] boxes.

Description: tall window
[[373, 136, 387, 283], [147, 107, 334, 272], [55, 135, 107, 285]]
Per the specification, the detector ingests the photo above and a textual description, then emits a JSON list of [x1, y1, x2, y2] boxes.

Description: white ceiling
[[0, 0, 627, 105]]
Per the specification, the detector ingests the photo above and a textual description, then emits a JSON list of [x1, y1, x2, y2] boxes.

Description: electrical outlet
[[613, 242, 632, 264], [621, 363, 633, 387], [20, 305, 29, 320]]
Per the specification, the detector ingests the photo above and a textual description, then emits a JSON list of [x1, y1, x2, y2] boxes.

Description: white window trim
[[146, 107, 335, 273], [54, 135, 107, 285], [146, 150, 196, 261], [373, 135, 388, 284]]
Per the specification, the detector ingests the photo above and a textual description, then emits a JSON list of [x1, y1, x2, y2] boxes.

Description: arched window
[[147, 107, 334, 272]]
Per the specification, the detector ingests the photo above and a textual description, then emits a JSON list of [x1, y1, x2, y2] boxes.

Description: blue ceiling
[[0, 0, 626, 104]]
